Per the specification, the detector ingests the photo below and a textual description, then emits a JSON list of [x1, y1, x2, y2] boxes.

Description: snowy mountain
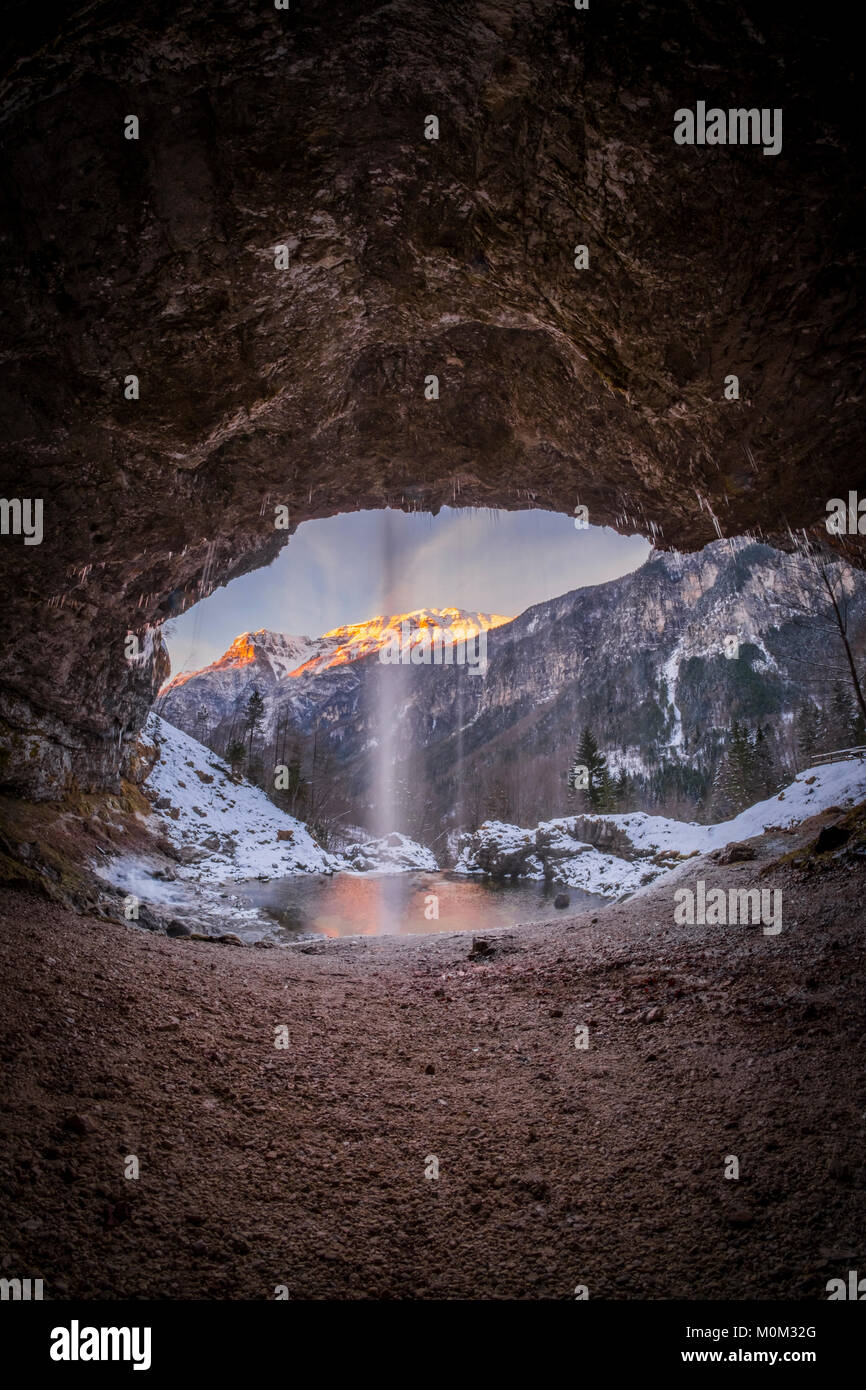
[[157, 540, 866, 839], [158, 608, 513, 742]]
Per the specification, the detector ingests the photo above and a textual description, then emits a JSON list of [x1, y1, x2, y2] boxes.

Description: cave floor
[[1, 823, 864, 1300]]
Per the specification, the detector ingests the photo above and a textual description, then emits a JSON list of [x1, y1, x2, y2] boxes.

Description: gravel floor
[[1, 826, 864, 1300]]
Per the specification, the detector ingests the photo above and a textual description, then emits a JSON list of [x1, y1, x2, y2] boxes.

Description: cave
[[1, 0, 865, 802], [1, 0, 865, 1331]]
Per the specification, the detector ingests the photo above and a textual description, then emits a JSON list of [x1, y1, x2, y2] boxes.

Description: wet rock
[[134, 904, 167, 934], [166, 920, 192, 938]]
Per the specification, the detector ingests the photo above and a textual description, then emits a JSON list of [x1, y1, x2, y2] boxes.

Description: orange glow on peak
[[288, 609, 514, 679]]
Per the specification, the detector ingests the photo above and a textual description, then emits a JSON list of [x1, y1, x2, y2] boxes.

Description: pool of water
[[237, 870, 609, 940]]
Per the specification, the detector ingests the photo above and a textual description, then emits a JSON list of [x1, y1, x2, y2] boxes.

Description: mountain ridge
[[157, 541, 866, 839]]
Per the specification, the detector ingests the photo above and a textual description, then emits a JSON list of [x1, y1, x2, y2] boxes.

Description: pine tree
[[597, 765, 617, 812], [226, 739, 246, 777], [751, 724, 777, 800], [485, 778, 509, 822], [795, 700, 825, 768], [274, 737, 307, 817], [828, 682, 856, 750], [568, 727, 608, 811], [243, 688, 266, 759], [711, 719, 757, 818]]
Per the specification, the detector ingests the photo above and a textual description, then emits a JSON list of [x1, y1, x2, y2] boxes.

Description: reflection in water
[[238, 871, 609, 941]]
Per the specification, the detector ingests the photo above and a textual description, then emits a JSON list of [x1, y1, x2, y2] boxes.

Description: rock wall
[[1, 1, 864, 796]]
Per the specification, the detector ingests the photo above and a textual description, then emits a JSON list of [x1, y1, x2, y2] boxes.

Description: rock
[[277, 829, 294, 842], [643, 1006, 665, 1023], [814, 823, 850, 853], [553, 892, 570, 908], [134, 903, 166, 934], [424, 1063, 436, 1075], [166, 920, 191, 938], [717, 841, 756, 864], [216, 933, 245, 946], [61, 1112, 92, 1136], [201, 834, 221, 851], [727, 1208, 755, 1228], [178, 846, 208, 865], [469, 936, 495, 959]]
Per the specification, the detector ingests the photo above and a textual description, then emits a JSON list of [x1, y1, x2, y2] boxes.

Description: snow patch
[[456, 759, 866, 899]]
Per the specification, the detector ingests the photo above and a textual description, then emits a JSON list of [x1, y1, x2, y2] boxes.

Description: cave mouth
[[153, 504, 650, 848], [136, 503, 866, 942]]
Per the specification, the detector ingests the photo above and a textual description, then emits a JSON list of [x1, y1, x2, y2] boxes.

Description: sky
[[164, 507, 651, 676]]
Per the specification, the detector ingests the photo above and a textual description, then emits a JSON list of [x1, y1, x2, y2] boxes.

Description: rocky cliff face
[[1, 1, 864, 798], [160, 541, 866, 836]]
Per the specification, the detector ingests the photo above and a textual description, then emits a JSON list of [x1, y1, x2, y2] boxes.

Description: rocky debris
[[3, 817, 865, 1300], [641, 1006, 666, 1024]]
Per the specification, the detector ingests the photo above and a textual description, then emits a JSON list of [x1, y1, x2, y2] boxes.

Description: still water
[[238, 870, 608, 940]]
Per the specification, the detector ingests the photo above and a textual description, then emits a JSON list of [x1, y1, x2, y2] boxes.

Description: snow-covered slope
[[142, 713, 341, 881], [456, 759, 866, 898]]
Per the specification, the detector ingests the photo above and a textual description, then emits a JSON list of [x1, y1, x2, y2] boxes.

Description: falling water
[[373, 510, 401, 932]]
